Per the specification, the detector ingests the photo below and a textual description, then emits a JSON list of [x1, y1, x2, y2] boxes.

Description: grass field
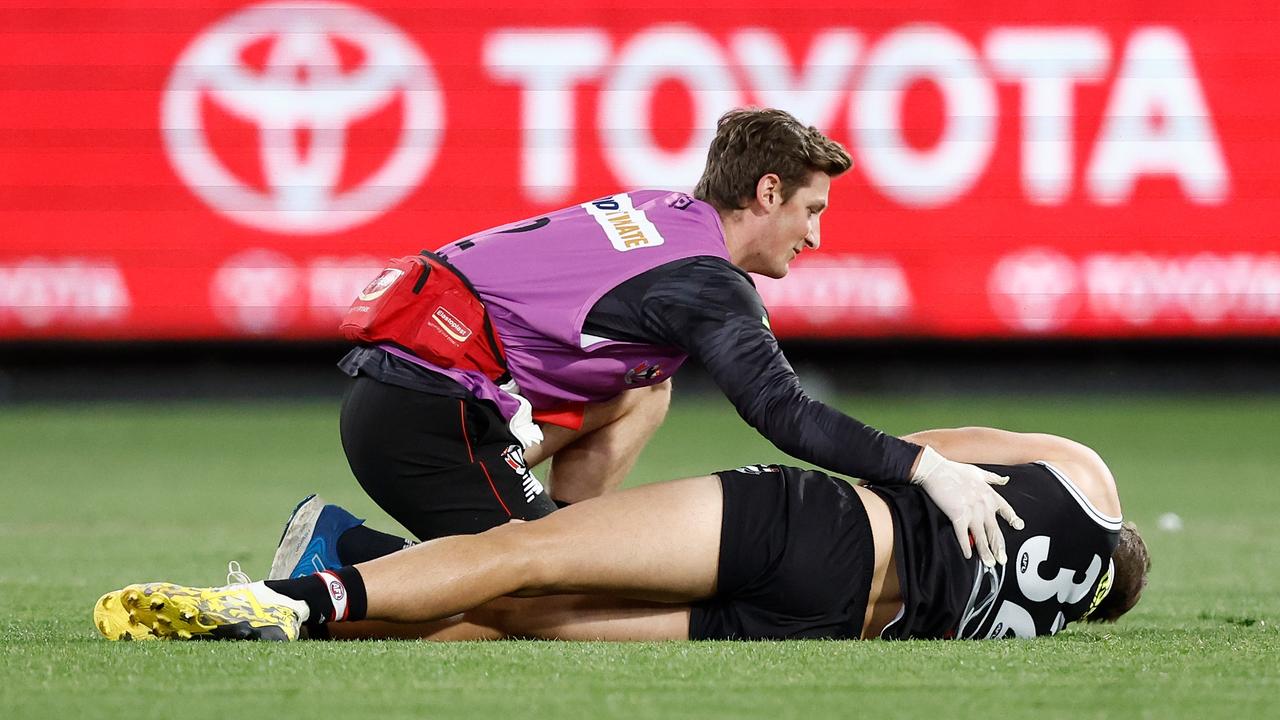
[[2, 393, 1278, 719]]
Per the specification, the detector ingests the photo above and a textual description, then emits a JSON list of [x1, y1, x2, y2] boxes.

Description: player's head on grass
[[698, 108, 853, 279], [1086, 521, 1151, 623]]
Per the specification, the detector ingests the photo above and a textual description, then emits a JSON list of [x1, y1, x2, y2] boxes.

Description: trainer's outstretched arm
[[903, 427, 1120, 519]]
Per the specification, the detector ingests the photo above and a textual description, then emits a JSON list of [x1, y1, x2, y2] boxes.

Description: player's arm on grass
[[902, 427, 1121, 518]]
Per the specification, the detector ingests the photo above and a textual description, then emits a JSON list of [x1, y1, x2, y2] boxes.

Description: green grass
[[2, 394, 1278, 719]]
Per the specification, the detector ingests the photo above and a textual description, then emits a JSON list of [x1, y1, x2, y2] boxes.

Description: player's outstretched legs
[[95, 475, 723, 640], [356, 473, 720, 623]]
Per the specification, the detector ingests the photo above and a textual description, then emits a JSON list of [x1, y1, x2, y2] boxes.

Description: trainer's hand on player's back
[[911, 446, 1025, 567]]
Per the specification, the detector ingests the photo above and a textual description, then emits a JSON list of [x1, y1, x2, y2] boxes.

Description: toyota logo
[[161, 1, 443, 234], [988, 248, 1081, 333]]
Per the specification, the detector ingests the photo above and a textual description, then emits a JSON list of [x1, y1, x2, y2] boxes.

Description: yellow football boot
[[93, 587, 156, 641], [94, 581, 306, 641]]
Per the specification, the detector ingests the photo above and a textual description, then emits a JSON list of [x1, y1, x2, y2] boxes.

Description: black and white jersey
[[869, 461, 1122, 640]]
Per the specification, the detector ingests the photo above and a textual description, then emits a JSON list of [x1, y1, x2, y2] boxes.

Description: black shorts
[[689, 465, 875, 640], [339, 375, 557, 541]]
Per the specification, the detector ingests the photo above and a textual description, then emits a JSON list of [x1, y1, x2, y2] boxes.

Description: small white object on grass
[[1157, 512, 1183, 532]]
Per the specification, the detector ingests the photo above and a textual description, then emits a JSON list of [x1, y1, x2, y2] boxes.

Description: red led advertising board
[[2, 1, 1277, 340]]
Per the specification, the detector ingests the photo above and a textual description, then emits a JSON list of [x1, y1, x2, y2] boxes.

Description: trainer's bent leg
[[338, 374, 553, 555], [526, 380, 671, 503], [356, 474, 721, 623]]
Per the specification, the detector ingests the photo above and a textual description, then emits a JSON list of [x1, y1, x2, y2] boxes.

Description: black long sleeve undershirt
[[584, 257, 921, 484]]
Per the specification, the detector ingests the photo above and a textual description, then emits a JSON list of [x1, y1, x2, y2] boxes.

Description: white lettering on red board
[[755, 258, 912, 324], [212, 252, 390, 332], [989, 251, 1280, 331], [1085, 253, 1280, 325], [0, 259, 130, 328], [484, 25, 1228, 207], [985, 28, 1110, 205]]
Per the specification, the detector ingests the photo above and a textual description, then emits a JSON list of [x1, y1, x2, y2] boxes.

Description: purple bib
[[428, 190, 729, 412]]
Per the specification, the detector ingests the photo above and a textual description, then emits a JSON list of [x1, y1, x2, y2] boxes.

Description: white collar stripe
[[1035, 461, 1123, 532]]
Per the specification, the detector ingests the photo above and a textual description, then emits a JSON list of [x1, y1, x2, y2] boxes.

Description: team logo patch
[[624, 361, 663, 385], [317, 570, 349, 622], [358, 267, 404, 301], [501, 445, 545, 503], [431, 306, 473, 342], [731, 464, 781, 475], [1083, 561, 1115, 619]]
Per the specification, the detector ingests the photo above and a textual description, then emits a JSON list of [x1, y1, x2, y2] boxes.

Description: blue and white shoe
[[267, 495, 364, 580]]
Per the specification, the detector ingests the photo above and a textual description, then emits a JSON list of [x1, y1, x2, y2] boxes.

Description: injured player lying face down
[[94, 426, 1149, 642]]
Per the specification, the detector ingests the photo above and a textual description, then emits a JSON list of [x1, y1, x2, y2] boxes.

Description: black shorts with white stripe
[[340, 374, 557, 542]]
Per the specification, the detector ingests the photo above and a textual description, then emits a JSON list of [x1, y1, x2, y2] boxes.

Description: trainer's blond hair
[[693, 108, 852, 211]]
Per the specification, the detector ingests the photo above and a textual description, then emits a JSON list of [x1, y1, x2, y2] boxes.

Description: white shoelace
[[225, 560, 311, 625], [226, 560, 252, 585]]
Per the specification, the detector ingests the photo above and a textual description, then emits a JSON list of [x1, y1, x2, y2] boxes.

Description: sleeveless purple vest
[[406, 190, 729, 416]]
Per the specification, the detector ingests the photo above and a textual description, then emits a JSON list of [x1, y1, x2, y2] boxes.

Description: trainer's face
[[756, 171, 829, 279]]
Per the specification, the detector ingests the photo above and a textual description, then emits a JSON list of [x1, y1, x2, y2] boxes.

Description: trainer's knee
[[619, 379, 671, 426]]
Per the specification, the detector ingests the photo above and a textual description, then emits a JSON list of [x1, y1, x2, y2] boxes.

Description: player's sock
[[264, 566, 368, 624], [337, 525, 415, 564]]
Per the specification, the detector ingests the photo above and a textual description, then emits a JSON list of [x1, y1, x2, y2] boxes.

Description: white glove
[[911, 446, 1025, 567]]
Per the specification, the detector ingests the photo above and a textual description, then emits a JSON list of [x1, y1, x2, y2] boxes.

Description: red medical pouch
[[340, 251, 509, 382]]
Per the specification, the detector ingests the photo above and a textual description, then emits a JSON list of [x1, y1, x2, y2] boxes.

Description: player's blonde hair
[[693, 108, 852, 211]]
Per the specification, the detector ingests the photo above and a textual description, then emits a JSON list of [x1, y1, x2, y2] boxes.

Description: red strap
[[532, 402, 586, 431]]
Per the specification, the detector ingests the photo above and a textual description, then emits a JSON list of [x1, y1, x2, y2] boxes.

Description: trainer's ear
[[755, 173, 782, 210]]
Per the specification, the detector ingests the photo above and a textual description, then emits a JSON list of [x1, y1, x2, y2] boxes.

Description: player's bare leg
[[97, 475, 719, 641], [526, 379, 671, 503], [464, 595, 690, 640], [321, 617, 502, 640], [326, 595, 691, 641], [357, 473, 719, 622]]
